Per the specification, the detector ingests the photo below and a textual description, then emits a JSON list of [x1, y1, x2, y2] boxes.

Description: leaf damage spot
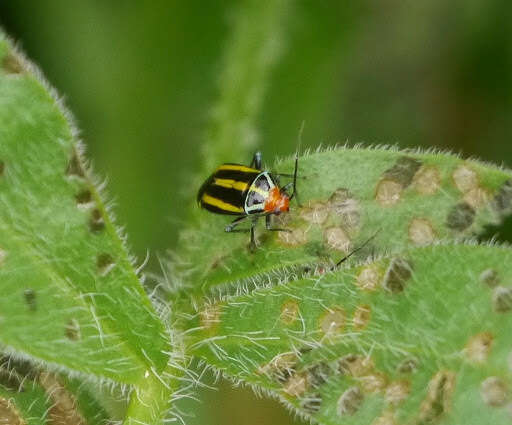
[[319, 306, 345, 338], [305, 362, 333, 388], [300, 201, 329, 224], [280, 300, 299, 325], [199, 303, 222, 333], [376, 179, 403, 207], [480, 269, 499, 288], [278, 227, 307, 246], [383, 258, 413, 293], [39, 372, 86, 425], [413, 165, 441, 195], [283, 372, 308, 397], [2, 52, 24, 74], [356, 264, 383, 291], [384, 156, 423, 188], [338, 354, 374, 377], [408, 218, 436, 246], [372, 409, 397, 425], [324, 227, 351, 253], [492, 179, 512, 215], [353, 304, 371, 330], [480, 377, 508, 407], [97, 253, 115, 276], [258, 352, 298, 384], [464, 332, 493, 364], [66, 151, 86, 178], [75, 189, 93, 209], [337, 386, 364, 416], [397, 357, 419, 374], [89, 209, 105, 233], [464, 186, 490, 209], [65, 318, 81, 341], [329, 189, 360, 229], [0, 398, 25, 425], [361, 372, 388, 394], [385, 380, 410, 405], [492, 286, 512, 313], [417, 370, 456, 423], [452, 164, 478, 193], [23, 289, 36, 312], [446, 202, 475, 232]]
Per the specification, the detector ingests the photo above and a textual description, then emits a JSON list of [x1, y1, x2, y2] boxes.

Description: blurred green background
[[1, 1, 511, 424]]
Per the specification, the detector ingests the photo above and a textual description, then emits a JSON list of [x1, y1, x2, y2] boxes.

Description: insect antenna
[[332, 229, 381, 269], [288, 121, 305, 205]]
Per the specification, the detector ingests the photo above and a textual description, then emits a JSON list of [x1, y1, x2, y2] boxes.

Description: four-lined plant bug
[[197, 151, 300, 251]]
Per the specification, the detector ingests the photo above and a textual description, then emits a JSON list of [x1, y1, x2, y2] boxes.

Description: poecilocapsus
[[197, 151, 299, 250]]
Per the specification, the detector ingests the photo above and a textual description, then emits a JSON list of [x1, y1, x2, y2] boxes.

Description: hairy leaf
[[178, 147, 512, 296], [185, 244, 512, 424], [0, 34, 168, 385]]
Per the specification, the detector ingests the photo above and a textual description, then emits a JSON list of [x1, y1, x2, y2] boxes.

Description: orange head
[[264, 187, 290, 214]]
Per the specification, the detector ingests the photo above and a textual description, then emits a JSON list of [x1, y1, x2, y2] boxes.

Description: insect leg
[[249, 217, 258, 252], [225, 215, 250, 233], [250, 151, 262, 169]]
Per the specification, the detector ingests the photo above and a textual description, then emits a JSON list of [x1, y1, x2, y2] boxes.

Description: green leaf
[[0, 34, 168, 385], [177, 147, 512, 295], [185, 243, 512, 424]]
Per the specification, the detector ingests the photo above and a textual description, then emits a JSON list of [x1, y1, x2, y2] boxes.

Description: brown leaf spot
[[280, 300, 299, 325], [2, 52, 24, 74], [452, 164, 478, 193], [353, 304, 371, 330], [199, 303, 222, 333], [278, 228, 307, 246], [338, 354, 374, 377], [385, 380, 410, 405], [65, 319, 81, 341], [300, 202, 329, 224], [320, 307, 345, 337], [465, 332, 493, 364], [324, 227, 351, 253], [492, 286, 512, 313], [0, 398, 25, 425], [383, 258, 413, 293], [329, 189, 360, 229], [361, 372, 388, 394], [479, 269, 499, 288], [376, 179, 402, 207], [66, 152, 85, 178], [413, 165, 441, 195], [464, 186, 490, 209], [397, 357, 419, 374], [446, 202, 475, 232], [283, 372, 308, 397], [259, 353, 298, 384], [493, 179, 512, 214], [89, 209, 105, 233], [75, 189, 93, 209], [39, 372, 86, 425], [372, 409, 397, 425], [384, 156, 422, 188], [337, 386, 364, 416], [356, 264, 383, 291], [418, 371, 456, 423], [97, 253, 115, 276], [408, 218, 436, 246], [481, 377, 508, 407]]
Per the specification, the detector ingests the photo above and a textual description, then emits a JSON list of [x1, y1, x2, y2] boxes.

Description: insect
[[197, 151, 300, 250]]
